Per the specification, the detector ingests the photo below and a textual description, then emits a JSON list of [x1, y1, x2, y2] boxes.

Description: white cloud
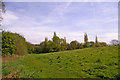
[[5, 26, 84, 44], [52, 1, 72, 16], [98, 32, 118, 43], [38, 2, 72, 26], [3, 2, 118, 44], [2, 10, 19, 26], [3, 11, 117, 44]]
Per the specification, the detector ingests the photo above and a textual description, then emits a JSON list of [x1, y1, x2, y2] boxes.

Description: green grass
[[2, 46, 119, 78]]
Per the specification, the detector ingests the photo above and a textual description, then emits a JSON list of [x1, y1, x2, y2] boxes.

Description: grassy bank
[[2, 46, 119, 78]]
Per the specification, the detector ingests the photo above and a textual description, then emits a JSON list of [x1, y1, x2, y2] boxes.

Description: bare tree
[[0, 1, 5, 27]]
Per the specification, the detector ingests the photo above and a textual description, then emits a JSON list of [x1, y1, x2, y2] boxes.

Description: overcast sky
[[2, 2, 118, 44]]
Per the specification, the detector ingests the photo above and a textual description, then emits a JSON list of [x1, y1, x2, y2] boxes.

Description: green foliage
[[47, 40, 54, 52], [0, 31, 2, 55], [33, 32, 108, 54], [95, 42, 107, 47], [34, 45, 42, 54], [34, 32, 68, 53], [26, 42, 34, 54], [52, 32, 61, 52], [2, 31, 108, 55], [2, 46, 119, 78], [68, 40, 80, 50], [83, 42, 90, 48], [60, 37, 67, 51], [2, 31, 34, 56], [88, 41, 95, 47], [2, 31, 16, 56], [84, 33, 88, 43], [40, 38, 50, 53], [95, 35, 98, 43], [95, 43, 101, 47], [10, 33, 28, 55], [99, 42, 107, 47]]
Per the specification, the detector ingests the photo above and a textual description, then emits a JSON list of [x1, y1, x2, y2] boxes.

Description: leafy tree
[[11, 33, 28, 55], [68, 40, 80, 50], [34, 45, 42, 54], [2, 31, 16, 56], [84, 33, 88, 43], [52, 32, 61, 52], [48, 40, 54, 52], [77, 43, 83, 49], [95, 35, 98, 43], [40, 37, 50, 53], [0, 2, 5, 56], [95, 42, 101, 47], [60, 37, 67, 51], [26, 42, 34, 54], [2, 31, 35, 56], [88, 41, 95, 47], [94, 35, 101, 47], [99, 42, 107, 47], [83, 42, 90, 48]]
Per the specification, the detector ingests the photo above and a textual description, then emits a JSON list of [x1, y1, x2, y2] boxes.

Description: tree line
[[2, 31, 108, 56], [33, 32, 107, 54]]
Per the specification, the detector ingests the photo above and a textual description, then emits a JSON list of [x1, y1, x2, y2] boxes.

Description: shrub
[[2, 31, 31, 56], [10, 33, 28, 55], [2, 31, 16, 56]]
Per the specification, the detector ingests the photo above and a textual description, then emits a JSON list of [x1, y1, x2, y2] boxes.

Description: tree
[[77, 43, 83, 49], [99, 42, 107, 47], [26, 42, 34, 54], [48, 40, 54, 52], [88, 41, 95, 47], [34, 45, 42, 54], [52, 32, 61, 52], [94, 35, 100, 47], [60, 37, 67, 51], [43, 37, 49, 52], [39, 37, 50, 53], [83, 33, 89, 48], [68, 40, 80, 50], [84, 33, 88, 43], [0, 2, 5, 56], [83, 42, 90, 48], [1, 2, 5, 13], [95, 35, 98, 43], [2, 31, 16, 56], [0, 2, 6, 27], [95, 42, 100, 47]]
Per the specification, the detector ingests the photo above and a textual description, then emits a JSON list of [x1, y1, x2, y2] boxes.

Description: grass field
[[2, 46, 119, 78]]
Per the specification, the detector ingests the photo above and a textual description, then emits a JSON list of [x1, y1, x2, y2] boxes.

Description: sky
[[2, 2, 118, 44]]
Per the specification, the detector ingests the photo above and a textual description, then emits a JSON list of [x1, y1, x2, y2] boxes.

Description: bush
[[83, 43, 90, 48], [2, 31, 31, 56], [26, 42, 34, 54], [10, 33, 28, 55], [2, 31, 16, 56]]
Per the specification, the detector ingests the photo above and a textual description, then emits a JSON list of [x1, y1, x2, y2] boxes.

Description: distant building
[[110, 40, 120, 45]]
